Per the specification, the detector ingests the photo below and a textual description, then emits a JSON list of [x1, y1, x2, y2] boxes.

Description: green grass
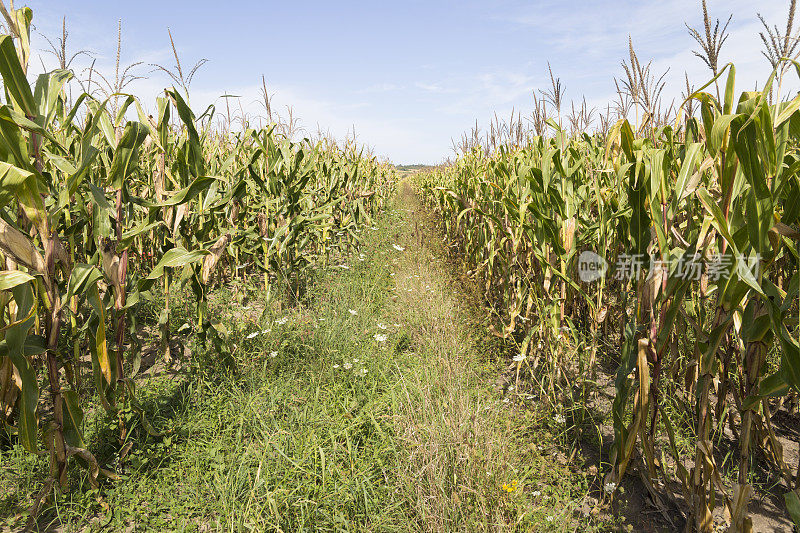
[[1, 192, 605, 532]]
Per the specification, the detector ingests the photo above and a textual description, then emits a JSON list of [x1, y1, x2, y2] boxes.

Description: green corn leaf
[[0, 269, 34, 291], [108, 121, 149, 190], [61, 390, 86, 448], [0, 35, 34, 116], [4, 283, 39, 453]]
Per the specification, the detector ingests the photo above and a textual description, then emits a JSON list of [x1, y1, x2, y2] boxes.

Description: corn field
[[418, 61, 800, 531], [10, 0, 800, 530], [0, 2, 393, 502]]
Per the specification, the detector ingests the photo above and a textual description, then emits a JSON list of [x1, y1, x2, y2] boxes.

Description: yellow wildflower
[[502, 479, 519, 493]]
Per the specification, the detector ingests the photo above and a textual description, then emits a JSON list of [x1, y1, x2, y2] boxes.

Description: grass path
[[3, 185, 600, 532], [376, 184, 597, 531]]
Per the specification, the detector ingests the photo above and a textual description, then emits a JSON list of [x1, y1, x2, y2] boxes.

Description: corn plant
[[417, 59, 800, 531], [0, 4, 395, 510]]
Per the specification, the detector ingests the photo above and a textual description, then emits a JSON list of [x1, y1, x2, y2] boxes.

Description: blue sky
[[23, 0, 794, 163]]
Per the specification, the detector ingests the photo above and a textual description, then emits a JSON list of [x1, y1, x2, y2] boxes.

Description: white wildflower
[[546, 516, 553, 522], [554, 414, 566, 424], [344, 362, 353, 370], [392, 244, 405, 251], [374, 333, 387, 343], [604, 482, 615, 494], [532, 490, 541, 497], [358, 368, 368, 376], [275, 316, 288, 325], [377, 323, 387, 330], [349, 309, 357, 315], [333, 364, 340, 369], [269, 351, 278, 358]]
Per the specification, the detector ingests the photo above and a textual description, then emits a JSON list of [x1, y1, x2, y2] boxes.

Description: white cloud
[[358, 82, 403, 93], [414, 82, 449, 93], [501, 0, 796, 108]]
